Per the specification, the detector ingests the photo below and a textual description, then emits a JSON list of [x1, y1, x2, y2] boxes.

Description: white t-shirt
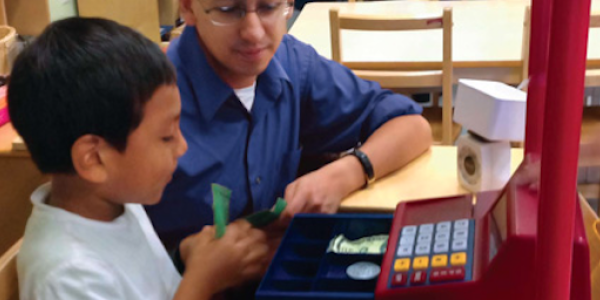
[[234, 82, 257, 112], [17, 183, 182, 300]]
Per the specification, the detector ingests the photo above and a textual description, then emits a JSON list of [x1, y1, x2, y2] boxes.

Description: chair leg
[[432, 92, 440, 108]]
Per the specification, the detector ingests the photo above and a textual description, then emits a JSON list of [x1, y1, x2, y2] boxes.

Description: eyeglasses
[[198, 0, 293, 26]]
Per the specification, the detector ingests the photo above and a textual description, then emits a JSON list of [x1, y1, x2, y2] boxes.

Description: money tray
[[256, 213, 393, 300]]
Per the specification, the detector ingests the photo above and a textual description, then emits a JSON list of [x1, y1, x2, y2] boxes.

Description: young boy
[[9, 17, 268, 300]]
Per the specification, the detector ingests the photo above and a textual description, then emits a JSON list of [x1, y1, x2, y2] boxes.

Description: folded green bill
[[245, 198, 287, 227], [327, 234, 389, 255], [212, 184, 231, 239]]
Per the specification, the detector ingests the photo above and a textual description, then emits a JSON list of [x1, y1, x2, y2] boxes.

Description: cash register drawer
[[256, 214, 393, 300]]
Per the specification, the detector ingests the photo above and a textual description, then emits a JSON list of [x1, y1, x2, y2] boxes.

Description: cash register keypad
[[390, 219, 474, 287]]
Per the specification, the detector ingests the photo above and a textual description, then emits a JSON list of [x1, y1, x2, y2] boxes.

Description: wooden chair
[[522, 8, 600, 86], [329, 7, 459, 145], [0, 239, 21, 300], [586, 15, 600, 87], [579, 195, 600, 299]]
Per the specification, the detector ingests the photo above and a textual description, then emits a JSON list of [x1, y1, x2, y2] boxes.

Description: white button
[[454, 219, 469, 230], [415, 243, 431, 255], [453, 229, 469, 240], [417, 233, 433, 244], [396, 245, 413, 257], [402, 226, 417, 235], [435, 232, 450, 241], [434, 241, 449, 253], [436, 222, 452, 232], [399, 235, 416, 246], [419, 224, 434, 233], [452, 239, 468, 251]]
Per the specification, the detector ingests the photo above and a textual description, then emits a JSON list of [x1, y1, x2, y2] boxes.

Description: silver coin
[[346, 261, 381, 280]]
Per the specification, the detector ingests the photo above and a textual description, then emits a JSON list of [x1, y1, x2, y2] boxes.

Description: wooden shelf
[[0, 122, 16, 152]]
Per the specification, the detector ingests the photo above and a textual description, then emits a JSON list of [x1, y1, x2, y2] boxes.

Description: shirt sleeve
[[34, 259, 126, 300], [292, 37, 423, 155]]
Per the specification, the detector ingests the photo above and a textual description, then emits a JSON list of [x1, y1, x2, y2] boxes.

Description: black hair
[[8, 17, 176, 173]]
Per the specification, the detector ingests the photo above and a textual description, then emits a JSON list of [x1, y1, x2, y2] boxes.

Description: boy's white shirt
[[234, 82, 257, 112], [17, 183, 182, 300]]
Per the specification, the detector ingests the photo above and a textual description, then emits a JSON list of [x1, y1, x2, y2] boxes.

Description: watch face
[[458, 145, 481, 185]]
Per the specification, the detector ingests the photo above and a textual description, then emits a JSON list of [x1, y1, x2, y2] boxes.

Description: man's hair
[[8, 17, 176, 173]]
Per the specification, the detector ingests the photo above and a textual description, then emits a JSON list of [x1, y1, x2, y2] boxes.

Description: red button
[[447, 266, 465, 281], [430, 267, 465, 282], [411, 270, 427, 285], [391, 272, 408, 286], [430, 268, 445, 282]]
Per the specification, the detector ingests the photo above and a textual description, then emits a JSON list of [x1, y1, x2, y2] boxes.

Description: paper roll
[[457, 134, 511, 192]]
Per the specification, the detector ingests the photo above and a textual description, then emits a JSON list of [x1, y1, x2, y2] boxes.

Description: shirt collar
[[176, 26, 291, 122]]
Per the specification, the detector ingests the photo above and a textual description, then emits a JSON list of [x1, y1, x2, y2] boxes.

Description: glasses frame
[[198, 0, 294, 26]]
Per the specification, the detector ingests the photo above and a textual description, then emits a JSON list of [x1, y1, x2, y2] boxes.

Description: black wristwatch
[[348, 148, 376, 187]]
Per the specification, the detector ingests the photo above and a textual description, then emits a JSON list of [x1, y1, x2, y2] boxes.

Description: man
[[146, 0, 432, 249]]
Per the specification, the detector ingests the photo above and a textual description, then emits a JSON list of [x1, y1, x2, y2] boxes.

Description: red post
[[524, 0, 552, 157], [535, 0, 591, 299]]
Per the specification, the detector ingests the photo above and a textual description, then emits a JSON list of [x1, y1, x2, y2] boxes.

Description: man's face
[[184, 0, 291, 86]]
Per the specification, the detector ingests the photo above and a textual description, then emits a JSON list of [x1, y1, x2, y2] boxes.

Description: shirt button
[[255, 177, 262, 184]]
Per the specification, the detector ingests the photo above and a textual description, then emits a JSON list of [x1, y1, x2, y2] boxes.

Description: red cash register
[[376, 172, 591, 300]]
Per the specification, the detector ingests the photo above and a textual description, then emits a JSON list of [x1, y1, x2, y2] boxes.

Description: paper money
[[212, 184, 231, 239], [245, 198, 287, 227], [327, 234, 389, 254]]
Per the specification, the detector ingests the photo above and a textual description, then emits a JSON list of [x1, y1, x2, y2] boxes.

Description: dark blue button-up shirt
[[146, 26, 422, 248]]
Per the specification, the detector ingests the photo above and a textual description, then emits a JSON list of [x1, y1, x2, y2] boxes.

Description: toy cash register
[[255, 173, 591, 300]]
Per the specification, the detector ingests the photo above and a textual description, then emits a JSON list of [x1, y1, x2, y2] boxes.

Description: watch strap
[[352, 148, 375, 186]]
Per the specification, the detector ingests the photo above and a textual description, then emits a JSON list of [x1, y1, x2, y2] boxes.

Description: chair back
[[329, 8, 456, 144]]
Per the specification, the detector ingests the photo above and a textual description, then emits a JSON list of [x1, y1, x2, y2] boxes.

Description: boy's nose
[[176, 131, 188, 158]]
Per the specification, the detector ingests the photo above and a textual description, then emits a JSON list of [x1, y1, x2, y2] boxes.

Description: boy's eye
[[162, 136, 174, 142]]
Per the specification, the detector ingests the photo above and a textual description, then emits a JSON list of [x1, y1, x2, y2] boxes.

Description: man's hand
[[281, 155, 364, 221]]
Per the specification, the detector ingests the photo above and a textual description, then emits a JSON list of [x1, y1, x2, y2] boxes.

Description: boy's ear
[[180, 0, 198, 26], [71, 135, 109, 183]]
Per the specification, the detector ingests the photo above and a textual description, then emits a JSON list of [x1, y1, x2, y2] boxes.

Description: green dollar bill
[[212, 183, 231, 239], [245, 198, 287, 227], [327, 234, 389, 254]]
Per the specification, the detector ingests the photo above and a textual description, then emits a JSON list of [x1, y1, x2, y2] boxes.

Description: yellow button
[[432, 255, 448, 267], [394, 258, 411, 272], [413, 256, 429, 270], [451, 252, 467, 266]]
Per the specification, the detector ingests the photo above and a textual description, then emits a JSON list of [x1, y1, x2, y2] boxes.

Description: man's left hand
[[281, 156, 365, 221]]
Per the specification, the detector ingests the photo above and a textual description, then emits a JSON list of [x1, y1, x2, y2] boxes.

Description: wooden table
[[289, 0, 600, 84], [340, 145, 523, 212]]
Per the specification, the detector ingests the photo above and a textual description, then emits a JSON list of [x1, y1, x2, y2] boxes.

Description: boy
[[9, 17, 268, 300]]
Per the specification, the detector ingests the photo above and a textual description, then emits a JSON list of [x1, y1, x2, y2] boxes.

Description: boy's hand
[[181, 220, 269, 294]]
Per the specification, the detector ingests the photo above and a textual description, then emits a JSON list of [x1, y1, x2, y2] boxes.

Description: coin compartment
[[330, 218, 393, 240], [285, 216, 337, 241], [271, 259, 320, 280], [316, 253, 383, 280], [279, 241, 328, 260]]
